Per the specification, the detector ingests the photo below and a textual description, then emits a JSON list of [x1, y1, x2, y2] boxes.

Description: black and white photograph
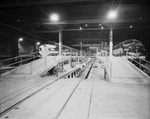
[[0, 0, 150, 119]]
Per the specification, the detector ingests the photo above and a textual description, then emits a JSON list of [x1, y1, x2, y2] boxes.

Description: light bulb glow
[[107, 10, 117, 19], [18, 37, 23, 42], [80, 27, 82, 30], [130, 25, 133, 28], [50, 13, 59, 22]]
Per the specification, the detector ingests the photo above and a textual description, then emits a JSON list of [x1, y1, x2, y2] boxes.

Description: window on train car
[[49, 48, 55, 51]]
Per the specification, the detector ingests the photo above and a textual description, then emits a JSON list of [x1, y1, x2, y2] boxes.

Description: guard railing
[[0, 52, 40, 76], [127, 56, 150, 76], [0, 54, 85, 77]]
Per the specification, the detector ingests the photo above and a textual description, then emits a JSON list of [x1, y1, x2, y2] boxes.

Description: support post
[[80, 41, 83, 56], [59, 29, 62, 56], [104, 68, 107, 79], [109, 27, 113, 56], [70, 57, 72, 68]]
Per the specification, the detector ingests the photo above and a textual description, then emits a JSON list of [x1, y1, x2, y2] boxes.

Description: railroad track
[[54, 58, 95, 119], [0, 58, 94, 118]]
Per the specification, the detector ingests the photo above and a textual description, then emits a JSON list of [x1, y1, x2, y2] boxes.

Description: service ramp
[[109, 56, 150, 84], [0, 57, 149, 119]]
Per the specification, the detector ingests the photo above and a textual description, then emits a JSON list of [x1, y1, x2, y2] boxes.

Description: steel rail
[[54, 59, 94, 119], [87, 60, 95, 119]]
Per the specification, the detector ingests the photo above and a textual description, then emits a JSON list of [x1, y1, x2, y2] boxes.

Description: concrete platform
[[1, 56, 71, 77], [109, 57, 150, 84], [0, 60, 79, 115], [0, 58, 149, 119]]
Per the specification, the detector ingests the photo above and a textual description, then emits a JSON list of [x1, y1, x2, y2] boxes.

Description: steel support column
[[109, 27, 113, 56], [59, 29, 62, 56]]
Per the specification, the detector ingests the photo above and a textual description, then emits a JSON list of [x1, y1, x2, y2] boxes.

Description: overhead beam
[[0, 22, 54, 42], [0, 0, 104, 8], [72, 44, 102, 47], [43, 17, 144, 26], [29, 25, 142, 34], [44, 18, 103, 25], [29, 27, 109, 33]]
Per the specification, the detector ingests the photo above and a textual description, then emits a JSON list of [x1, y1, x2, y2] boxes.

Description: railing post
[[70, 57, 72, 68], [62, 61, 64, 72], [56, 64, 58, 77], [104, 68, 107, 79], [20, 57, 22, 65]]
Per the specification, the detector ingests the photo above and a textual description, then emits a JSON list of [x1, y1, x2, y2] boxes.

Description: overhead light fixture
[[130, 25, 133, 28], [107, 10, 118, 20], [50, 13, 59, 22]]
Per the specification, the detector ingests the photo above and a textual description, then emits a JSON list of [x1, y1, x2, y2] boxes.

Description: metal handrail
[[0, 51, 40, 76], [1, 51, 39, 62], [0, 53, 82, 77], [63, 57, 92, 78], [127, 56, 150, 75], [30, 56, 76, 76]]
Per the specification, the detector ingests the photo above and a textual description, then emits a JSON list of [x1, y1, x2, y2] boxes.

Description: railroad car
[[38, 44, 78, 57], [38, 44, 58, 57], [113, 39, 146, 59]]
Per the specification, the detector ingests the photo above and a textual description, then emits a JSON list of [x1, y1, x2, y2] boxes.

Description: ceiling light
[[50, 13, 59, 22], [130, 25, 133, 28], [107, 10, 118, 19], [18, 37, 23, 42]]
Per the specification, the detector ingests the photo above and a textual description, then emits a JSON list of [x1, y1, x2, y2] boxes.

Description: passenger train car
[[39, 44, 58, 57], [38, 44, 79, 57], [113, 39, 146, 59]]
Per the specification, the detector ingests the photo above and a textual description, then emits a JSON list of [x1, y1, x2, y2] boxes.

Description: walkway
[[0, 56, 76, 114], [109, 56, 150, 84], [0, 57, 149, 119]]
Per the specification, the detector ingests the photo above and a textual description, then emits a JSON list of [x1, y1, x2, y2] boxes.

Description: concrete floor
[[0, 58, 150, 119]]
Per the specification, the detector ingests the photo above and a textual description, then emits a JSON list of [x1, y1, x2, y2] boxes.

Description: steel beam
[[0, 0, 104, 8], [29, 27, 110, 33], [72, 44, 102, 47]]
